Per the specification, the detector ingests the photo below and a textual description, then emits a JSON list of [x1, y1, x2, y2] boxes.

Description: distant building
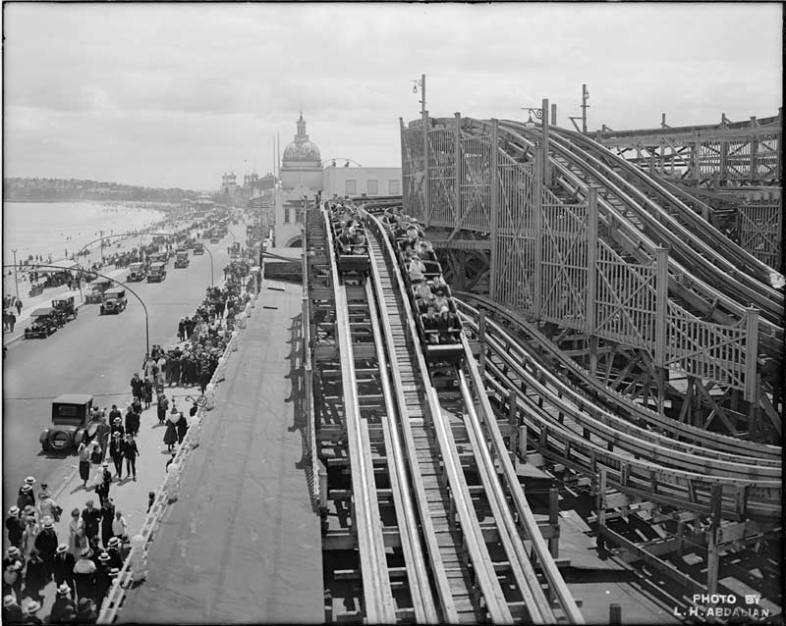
[[279, 113, 324, 192], [221, 172, 239, 196], [322, 165, 401, 198]]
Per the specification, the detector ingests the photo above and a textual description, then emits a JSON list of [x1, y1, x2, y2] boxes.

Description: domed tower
[[279, 113, 323, 191]]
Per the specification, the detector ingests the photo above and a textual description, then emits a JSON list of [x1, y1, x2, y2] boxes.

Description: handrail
[[364, 277, 439, 623], [323, 208, 396, 623]]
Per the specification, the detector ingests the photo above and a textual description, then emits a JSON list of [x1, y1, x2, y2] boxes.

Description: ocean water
[[2, 201, 167, 266]]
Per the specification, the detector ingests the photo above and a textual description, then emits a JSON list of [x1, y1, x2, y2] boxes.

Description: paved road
[[2, 225, 243, 506]]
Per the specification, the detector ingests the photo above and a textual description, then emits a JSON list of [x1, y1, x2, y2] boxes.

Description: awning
[[37, 259, 79, 273]]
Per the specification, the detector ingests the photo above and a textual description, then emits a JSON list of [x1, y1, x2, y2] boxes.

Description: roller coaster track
[[317, 203, 585, 623], [452, 295, 781, 523], [548, 126, 782, 292], [487, 120, 783, 358], [455, 293, 781, 465]]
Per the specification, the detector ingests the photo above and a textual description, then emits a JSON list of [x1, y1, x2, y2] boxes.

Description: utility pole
[[419, 73, 426, 116], [581, 83, 590, 133], [11, 249, 19, 300], [99, 230, 105, 264]]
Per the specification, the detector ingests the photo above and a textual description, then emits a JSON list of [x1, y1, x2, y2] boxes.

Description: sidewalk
[[29, 381, 204, 620]]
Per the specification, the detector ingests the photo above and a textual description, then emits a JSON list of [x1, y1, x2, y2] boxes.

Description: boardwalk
[[120, 280, 323, 623]]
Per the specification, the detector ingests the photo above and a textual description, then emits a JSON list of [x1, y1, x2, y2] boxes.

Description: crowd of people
[[381, 208, 461, 344], [3, 297, 22, 334], [4, 472, 131, 624]]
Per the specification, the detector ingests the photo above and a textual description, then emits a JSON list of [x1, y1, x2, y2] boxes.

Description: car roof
[[151, 261, 165, 266], [53, 394, 93, 405], [105, 287, 125, 294], [32, 307, 55, 315]]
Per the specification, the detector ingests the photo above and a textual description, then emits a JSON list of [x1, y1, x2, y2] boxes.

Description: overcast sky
[[3, 3, 782, 191]]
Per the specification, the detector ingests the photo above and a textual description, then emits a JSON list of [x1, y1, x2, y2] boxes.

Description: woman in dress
[[163, 412, 178, 453], [67, 509, 86, 558], [77, 442, 91, 488]]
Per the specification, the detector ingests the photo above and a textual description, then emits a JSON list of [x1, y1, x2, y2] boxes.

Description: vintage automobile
[[127, 261, 147, 282], [147, 261, 167, 282], [52, 296, 78, 323], [40, 394, 94, 452], [192, 242, 205, 255], [174, 251, 190, 268], [85, 278, 112, 304], [100, 287, 128, 314], [148, 252, 168, 265], [24, 308, 59, 338]]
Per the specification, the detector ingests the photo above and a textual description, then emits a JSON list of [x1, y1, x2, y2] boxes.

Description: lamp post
[[203, 246, 215, 287], [11, 249, 19, 300]]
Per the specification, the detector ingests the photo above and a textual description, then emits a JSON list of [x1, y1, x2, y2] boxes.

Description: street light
[[203, 246, 215, 287], [11, 249, 19, 300]]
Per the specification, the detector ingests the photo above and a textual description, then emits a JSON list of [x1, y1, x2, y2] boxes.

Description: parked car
[[52, 296, 78, 323], [24, 308, 59, 338], [39, 394, 93, 452], [127, 261, 147, 282], [147, 261, 167, 282], [192, 242, 205, 255], [85, 278, 112, 304], [100, 288, 127, 314], [174, 251, 190, 268]]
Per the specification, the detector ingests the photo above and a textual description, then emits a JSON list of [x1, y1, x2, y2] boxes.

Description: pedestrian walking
[[3, 558, 23, 601], [33, 516, 57, 576], [124, 406, 140, 438], [5, 507, 25, 550], [109, 432, 124, 479], [16, 485, 34, 512], [20, 514, 40, 560], [15, 300, 22, 316], [50, 584, 76, 624], [175, 411, 188, 444], [111, 512, 127, 542], [94, 553, 112, 608], [23, 549, 47, 603], [129, 373, 143, 402], [80, 502, 101, 548], [77, 443, 91, 488], [109, 417, 124, 439], [67, 510, 85, 558], [122, 434, 139, 480], [89, 440, 103, 465], [143, 377, 153, 409], [163, 413, 178, 453], [100, 500, 115, 549], [72, 549, 97, 603], [36, 485, 60, 523], [156, 393, 169, 425], [22, 599, 43, 625], [8, 312, 16, 333], [52, 544, 75, 590]]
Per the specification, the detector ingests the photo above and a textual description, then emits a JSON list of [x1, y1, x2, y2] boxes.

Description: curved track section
[[453, 295, 781, 522]]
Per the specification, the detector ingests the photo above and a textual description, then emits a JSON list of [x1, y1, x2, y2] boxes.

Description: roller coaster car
[[416, 312, 464, 363]]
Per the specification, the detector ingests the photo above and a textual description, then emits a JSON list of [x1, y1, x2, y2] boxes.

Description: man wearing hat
[[122, 434, 140, 480], [72, 547, 97, 602], [109, 431, 125, 479], [95, 551, 113, 607], [24, 549, 47, 604], [33, 516, 58, 576], [95, 463, 112, 507], [81, 501, 101, 550], [108, 404, 121, 424], [110, 416, 125, 439], [100, 498, 116, 549], [2, 595, 23, 624], [124, 404, 140, 439], [50, 584, 76, 624], [16, 484, 34, 511], [23, 599, 43, 625], [105, 536, 123, 570], [52, 543, 75, 591], [5, 507, 25, 549]]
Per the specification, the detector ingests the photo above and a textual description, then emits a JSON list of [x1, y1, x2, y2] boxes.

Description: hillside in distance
[[4, 177, 201, 203]]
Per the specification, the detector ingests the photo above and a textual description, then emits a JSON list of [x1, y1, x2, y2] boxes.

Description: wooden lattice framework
[[592, 111, 782, 188], [401, 114, 770, 439], [736, 203, 783, 269]]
